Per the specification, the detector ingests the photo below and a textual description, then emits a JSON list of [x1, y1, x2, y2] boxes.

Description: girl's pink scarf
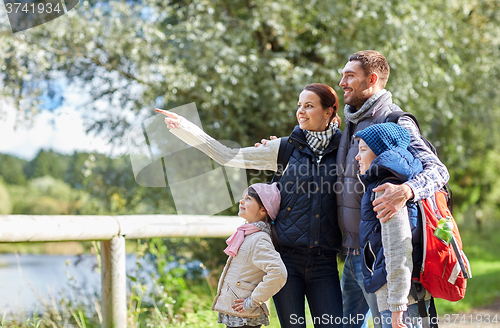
[[224, 223, 261, 257]]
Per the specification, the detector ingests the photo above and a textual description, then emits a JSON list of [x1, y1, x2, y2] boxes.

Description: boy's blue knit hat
[[355, 123, 410, 156]]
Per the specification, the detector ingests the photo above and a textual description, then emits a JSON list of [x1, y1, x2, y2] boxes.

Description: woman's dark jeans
[[273, 246, 343, 327]]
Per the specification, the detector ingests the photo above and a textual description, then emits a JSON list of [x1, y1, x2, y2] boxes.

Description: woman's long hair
[[247, 187, 280, 251]]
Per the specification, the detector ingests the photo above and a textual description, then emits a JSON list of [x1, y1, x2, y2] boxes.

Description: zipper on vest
[[227, 285, 240, 299]]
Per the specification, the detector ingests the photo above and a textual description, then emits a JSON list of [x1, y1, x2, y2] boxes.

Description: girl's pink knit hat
[[249, 182, 281, 220]]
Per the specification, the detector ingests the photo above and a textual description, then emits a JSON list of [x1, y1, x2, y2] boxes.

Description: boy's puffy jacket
[[358, 147, 423, 292]]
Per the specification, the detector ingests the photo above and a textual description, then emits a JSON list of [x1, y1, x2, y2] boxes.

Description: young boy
[[355, 123, 430, 328]]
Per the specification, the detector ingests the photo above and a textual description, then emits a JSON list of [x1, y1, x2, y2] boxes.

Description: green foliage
[[2, 0, 500, 222], [8, 176, 93, 215], [2, 150, 178, 216], [0, 178, 12, 214], [127, 238, 220, 327], [435, 221, 500, 314], [23, 150, 71, 180], [0, 154, 27, 185]]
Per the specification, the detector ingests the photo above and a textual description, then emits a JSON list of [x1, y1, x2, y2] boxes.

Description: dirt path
[[440, 309, 499, 328], [440, 300, 500, 328]]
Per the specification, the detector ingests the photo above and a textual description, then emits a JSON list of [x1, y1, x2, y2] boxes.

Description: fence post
[[101, 236, 127, 328]]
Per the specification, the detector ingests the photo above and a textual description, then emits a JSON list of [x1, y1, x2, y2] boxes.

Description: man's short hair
[[348, 50, 390, 87]]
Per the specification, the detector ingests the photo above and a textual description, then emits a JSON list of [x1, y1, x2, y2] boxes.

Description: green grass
[[435, 222, 500, 314]]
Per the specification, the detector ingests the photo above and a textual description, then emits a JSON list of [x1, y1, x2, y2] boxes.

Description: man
[[337, 50, 449, 328]]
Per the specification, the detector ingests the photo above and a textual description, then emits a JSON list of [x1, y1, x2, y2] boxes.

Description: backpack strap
[[387, 111, 454, 212], [385, 111, 437, 155], [386, 111, 421, 131], [410, 281, 439, 328], [271, 137, 294, 184], [429, 297, 439, 328]]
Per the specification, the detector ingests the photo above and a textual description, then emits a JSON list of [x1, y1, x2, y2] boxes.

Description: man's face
[[339, 61, 372, 110]]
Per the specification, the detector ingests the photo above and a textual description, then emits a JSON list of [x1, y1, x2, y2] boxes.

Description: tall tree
[[1, 0, 500, 218], [0, 154, 27, 185]]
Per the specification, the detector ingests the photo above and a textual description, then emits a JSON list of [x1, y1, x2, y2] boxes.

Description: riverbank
[[0, 240, 138, 255]]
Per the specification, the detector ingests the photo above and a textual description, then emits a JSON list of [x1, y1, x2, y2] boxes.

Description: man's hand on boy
[[372, 183, 414, 222]]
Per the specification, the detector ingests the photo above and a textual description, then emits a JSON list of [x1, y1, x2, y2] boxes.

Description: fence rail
[[0, 214, 244, 328]]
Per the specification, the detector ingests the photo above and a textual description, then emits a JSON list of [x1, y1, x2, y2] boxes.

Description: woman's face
[[238, 189, 267, 223], [296, 90, 331, 132]]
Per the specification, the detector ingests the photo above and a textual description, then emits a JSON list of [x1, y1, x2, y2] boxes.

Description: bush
[[0, 178, 12, 214]]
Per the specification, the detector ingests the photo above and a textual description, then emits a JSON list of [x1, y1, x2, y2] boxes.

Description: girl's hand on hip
[[155, 108, 182, 129], [231, 299, 245, 313]]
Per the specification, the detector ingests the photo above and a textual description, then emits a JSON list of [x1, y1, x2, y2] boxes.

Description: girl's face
[[238, 189, 267, 223], [296, 90, 332, 132], [355, 139, 377, 175]]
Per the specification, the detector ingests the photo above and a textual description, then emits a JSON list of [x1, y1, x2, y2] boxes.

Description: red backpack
[[386, 111, 472, 327], [417, 190, 471, 301]]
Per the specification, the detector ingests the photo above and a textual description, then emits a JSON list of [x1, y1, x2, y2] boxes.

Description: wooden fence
[[0, 214, 244, 328]]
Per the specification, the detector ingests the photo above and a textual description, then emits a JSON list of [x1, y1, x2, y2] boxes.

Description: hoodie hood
[[359, 147, 423, 186]]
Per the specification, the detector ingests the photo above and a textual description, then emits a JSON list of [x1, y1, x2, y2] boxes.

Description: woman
[[157, 83, 343, 328]]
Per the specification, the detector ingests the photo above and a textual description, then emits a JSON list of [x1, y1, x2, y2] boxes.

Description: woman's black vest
[[274, 125, 342, 251]]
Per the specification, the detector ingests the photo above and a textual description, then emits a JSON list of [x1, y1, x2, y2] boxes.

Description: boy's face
[[356, 139, 377, 175]]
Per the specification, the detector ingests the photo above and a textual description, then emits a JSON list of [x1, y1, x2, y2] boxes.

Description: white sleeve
[[169, 117, 280, 171]]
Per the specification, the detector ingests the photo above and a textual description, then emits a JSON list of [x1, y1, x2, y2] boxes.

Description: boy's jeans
[[341, 254, 382, 328]]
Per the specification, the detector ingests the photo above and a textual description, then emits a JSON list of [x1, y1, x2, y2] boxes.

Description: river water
[[0, 253, 138, 314]]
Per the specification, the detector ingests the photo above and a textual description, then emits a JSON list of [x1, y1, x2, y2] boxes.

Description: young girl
[[212, 182, 287, 328]]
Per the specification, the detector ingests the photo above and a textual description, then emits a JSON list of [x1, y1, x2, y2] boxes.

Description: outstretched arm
[[155, 109, 280, 171]]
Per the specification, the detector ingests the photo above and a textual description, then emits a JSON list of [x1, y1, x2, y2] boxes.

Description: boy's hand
[[372, 183, 414, 222], [155, 108, 182, 129], [254, 135, 277, 147], [391, 311, 406, 328], [231, 299, 245, 313]]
